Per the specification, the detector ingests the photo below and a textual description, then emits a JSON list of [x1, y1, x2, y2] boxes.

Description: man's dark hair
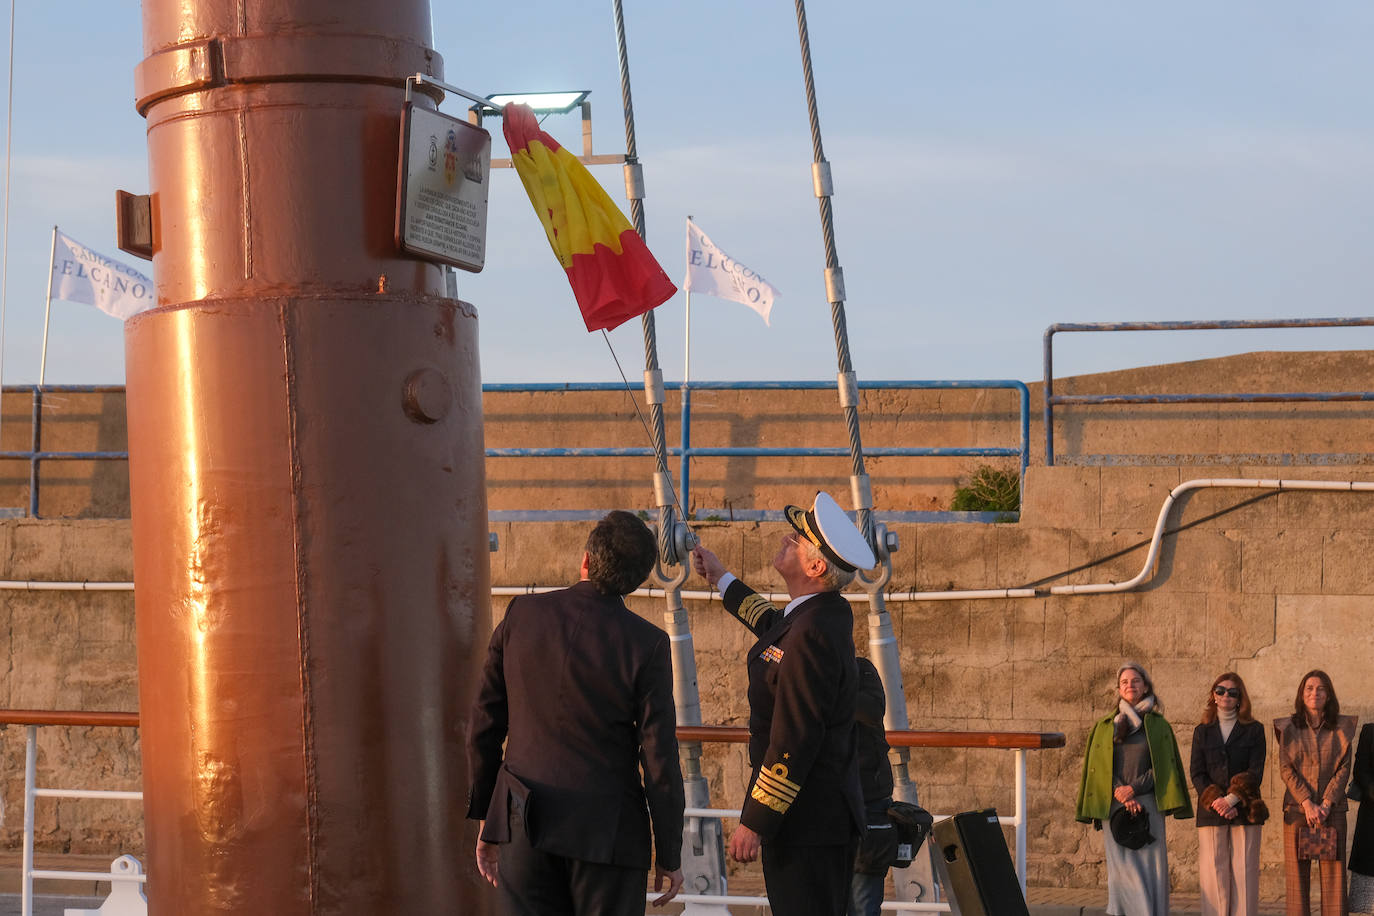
[[585, 510, 658, 596]]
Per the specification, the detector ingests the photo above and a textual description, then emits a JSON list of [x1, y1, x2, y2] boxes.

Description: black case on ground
[[932, 808, 1030, 916]]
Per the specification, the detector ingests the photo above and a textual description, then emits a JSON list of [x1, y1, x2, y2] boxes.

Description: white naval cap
[[783, 491, 876, 573]]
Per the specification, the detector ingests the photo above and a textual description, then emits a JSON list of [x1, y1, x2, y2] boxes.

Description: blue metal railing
[[1042, 318, 1374, 466], [3, 380, 1030, 520], [1, 385, 128, 519], [486, 379, 1031, 518]]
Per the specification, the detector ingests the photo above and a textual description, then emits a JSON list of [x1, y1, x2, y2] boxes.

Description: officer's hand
[[475, 831, 500, 888], [729, 824, 761, 863], [692, 545, 725, 589], [652, 866, 684, 906]]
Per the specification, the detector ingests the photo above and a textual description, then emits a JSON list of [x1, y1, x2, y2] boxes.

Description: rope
[[600, 330, 689, 535]]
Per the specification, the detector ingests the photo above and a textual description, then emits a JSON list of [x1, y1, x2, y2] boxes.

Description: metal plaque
[[396, 103, 491, 272]]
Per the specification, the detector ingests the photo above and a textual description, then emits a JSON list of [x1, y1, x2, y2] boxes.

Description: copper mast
[[123, 0, 491, 911]]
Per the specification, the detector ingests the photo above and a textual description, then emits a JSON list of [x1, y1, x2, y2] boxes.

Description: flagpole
[[683, 289, 690, 387], [0, 0, 15, 457], [683, 215, 693, 388], [681, 215, 693, 509], [681, 287, 692, 504], [38, 226, 56, 386]]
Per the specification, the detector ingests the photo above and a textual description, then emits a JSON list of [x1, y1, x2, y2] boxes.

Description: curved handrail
[[676, 725, 1064, 750]]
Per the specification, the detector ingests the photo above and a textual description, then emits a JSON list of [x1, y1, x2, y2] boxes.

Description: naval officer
[[692, 491, 873, 916], [467, 510, 685, 915]]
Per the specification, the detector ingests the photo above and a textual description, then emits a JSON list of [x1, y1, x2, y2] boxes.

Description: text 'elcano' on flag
[[682, 219, 779, 326], [51, 230, 155, 321]]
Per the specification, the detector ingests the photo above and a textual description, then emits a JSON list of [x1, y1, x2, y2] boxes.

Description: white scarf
[[1115, 695, 1155, 734]]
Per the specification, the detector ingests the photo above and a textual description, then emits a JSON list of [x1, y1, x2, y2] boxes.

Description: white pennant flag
[[683, 219, 779, 326], [52, 230, 154, 321]]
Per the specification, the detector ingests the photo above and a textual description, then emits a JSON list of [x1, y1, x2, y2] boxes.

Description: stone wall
[[0, 519, 141, 858], [4, 350, 1374, 902], [491, 471, 1374, 899]]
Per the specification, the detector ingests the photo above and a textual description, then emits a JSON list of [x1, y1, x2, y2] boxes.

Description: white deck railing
[[2, 713, 1063, 915], [666, 725, 1064, 913]]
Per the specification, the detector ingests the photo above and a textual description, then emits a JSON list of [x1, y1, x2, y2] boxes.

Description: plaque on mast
[[396, 103, 491, 272]]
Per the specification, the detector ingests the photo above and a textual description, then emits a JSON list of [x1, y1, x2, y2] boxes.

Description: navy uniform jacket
[[466, 580, 685, 870], [723, 578, 863, 846]]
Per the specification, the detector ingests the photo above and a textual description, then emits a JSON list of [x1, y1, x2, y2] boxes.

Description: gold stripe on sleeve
[[738, 593, 776, 628]]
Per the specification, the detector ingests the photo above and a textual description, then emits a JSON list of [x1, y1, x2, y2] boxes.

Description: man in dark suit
[[692, 491, 872, 916], [467, 510, 685, 915]]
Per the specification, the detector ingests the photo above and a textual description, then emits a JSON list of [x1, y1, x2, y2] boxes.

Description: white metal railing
[[7, 714, 146, 916], [661, 727, 1063, 914], [5, 714, 1059, 915]]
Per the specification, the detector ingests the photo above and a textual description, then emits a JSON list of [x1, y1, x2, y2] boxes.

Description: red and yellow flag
[[502, 103, 676, 332]]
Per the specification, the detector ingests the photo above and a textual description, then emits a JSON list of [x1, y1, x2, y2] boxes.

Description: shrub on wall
[[951, 465, 1020, 513]]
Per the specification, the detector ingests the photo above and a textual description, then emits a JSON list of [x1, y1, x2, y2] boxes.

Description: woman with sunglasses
[[1076, 661, 1192, 916], [1275, 669, 1357, 915], [1191, 673, 1267, 915]]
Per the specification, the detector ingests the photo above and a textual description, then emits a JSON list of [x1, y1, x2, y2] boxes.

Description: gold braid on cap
[[795, 512, 823, 550]]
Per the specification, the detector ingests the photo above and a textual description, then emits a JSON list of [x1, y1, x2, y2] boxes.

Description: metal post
[[609, 0, 676, 549], [0, 0, 15, 459], [792, 0, 927, 899], [126, 1, 489, 911], [28, 385, 40, 517], [680, 382, 692, 513], [609, 2, 723, 898], [22, 724, 36, 916], [1015, 748, 1028, 894], [1043, 326, 1055, 466], [661, 581, 726, 900], [790, 0, 873, 544], [38, 226, 56, 386]]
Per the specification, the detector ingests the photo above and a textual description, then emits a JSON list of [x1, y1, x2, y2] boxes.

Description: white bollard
[[63, 855, 147, 916]]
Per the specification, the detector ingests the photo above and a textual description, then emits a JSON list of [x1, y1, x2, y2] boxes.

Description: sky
[[1, 1, 1372, 387]]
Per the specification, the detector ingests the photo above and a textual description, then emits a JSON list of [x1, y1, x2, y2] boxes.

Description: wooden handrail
[[0, 710, 139, 728], [677, 725, 1065, 750], [0, 712, 1065, 751]]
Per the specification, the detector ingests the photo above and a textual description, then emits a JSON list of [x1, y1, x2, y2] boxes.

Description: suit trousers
[[1197, 824, 1261, 916], [1284, 816, 1347, 916], [763, 841, 859, 916], [496, 795, 648, 916]]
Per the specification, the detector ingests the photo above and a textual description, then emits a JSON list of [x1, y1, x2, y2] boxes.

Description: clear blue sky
[[2, 1, 1372, 386]]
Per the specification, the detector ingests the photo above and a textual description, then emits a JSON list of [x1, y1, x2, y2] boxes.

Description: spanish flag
[[502, 103, 676, 332]]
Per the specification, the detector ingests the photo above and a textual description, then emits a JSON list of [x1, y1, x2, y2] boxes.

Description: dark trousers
[[497, 796, 648, 916], [763, 841, 859, 916]]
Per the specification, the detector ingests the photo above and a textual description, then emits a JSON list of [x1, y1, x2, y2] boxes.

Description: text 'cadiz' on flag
[[52, 231, 154, 321]]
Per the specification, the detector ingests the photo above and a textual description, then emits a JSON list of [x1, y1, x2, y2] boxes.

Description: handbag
[[886, 801, 934, 869], [1296, 824, 1340, 861]]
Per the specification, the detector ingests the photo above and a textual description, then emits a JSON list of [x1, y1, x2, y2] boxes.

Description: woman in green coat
[[1076, 662, 1193, 916]]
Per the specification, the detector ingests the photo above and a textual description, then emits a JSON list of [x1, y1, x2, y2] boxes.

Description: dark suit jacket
[[723, 579, 863, 846], [466, 580, 685, 870], [856, 657, 894, 808], [1189, 718, 1267, 826], [1350, 723, 1374, 875]]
